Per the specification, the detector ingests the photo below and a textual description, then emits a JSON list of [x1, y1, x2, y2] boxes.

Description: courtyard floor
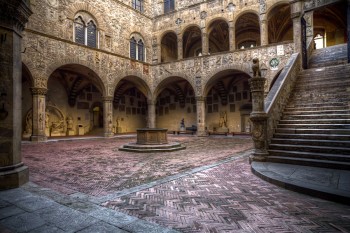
[[0, 135, 349, 232]]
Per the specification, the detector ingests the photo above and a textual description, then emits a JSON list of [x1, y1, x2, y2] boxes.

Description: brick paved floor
[[22, 135, 253, 196], [104, 157, 350, 233]]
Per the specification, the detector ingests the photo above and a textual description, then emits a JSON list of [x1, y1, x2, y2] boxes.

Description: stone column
[[147, 99, 156, 128], [0, 0, 32, 189], [229, 21, 235, 51], [290, 0, 303, 54], [196, 96, 207, 136], [177, 37, 183, 60], [103, 96, 114, 137], [202, 31, 209, 55], [304, 11, 314, 45], [249, 59, 268, 162], [30, 88, 47, 142], [260, 18, 268, 46]]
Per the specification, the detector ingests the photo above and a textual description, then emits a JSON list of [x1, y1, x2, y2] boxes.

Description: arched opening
[[74, 11, 98, 48], [41, 64, 105, 137], [183, 26, 202, 58], [235, 13, 260, 49], [205, 70, 252, 133], [161, 32, 178, 62], [267, 4, 293, 44], [313, 1, 347, 49], [208, 19, 229, 53], [22, 63, 34, 140], [113, 77, 149, 133], [130, 33, 146, 62], [155, 77, 196, 131]]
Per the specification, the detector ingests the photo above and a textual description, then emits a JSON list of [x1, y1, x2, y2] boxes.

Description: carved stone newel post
[[0, 0, 32, 189], [249, 58, 268, 162]]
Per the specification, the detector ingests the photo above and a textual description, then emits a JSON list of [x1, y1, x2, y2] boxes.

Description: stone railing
[[264, 53, 301, 144]]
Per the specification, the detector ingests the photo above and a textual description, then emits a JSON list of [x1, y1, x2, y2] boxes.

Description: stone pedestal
[[0, 0, 32, 190], [249, 76, 269, 162]]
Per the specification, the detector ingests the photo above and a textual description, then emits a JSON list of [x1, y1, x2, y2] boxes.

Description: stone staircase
[[267, 44, 350, 169]]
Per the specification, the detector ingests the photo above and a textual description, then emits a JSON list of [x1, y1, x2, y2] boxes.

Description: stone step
[[275, 128, 350, 135], [269, 144, 350, 155], [293, 83, 350, 92], [297, 73, 350, 83], [285, 102, 349, 109], [283, 109, 350, 115], [273, 133, 350, 141], [268, 150, 350, 162], [271, 138, 350, 147], [266, 156, 350, 170], [287, 99, 350, 107], [279, 119, 350, 124], [282, 113, 350, 120], [277, 123, 350, 129]]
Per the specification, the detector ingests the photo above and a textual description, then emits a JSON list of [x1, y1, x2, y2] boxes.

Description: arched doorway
[[113, 77, 149, 133], [183, 26, 202, 58], [154, 77, 196, 131], [205, 70, 251, 133], [313, 1, 347, 49], [235, 12, 261, 49], [208, 19, 229, 53], [161, 32, 178, 62], [44, 64, 105, 137], [267, 4, 293, 44]]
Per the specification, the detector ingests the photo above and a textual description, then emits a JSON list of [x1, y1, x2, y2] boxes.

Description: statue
[[252, 58, 261, 77], [180, 118, 185, 131], [219, 111, 227, 128]]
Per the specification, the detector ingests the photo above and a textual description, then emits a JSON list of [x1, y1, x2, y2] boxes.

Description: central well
[[136, 128, 168, 145]]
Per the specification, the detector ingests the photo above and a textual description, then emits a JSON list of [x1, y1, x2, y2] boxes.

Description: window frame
[[132, 0, 143, 12], [73, 12, 99, 49], [129, 34, 146, 62]]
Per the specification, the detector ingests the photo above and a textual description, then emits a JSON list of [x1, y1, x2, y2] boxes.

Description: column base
[[249, 151, 268, 164], [196, 131, 208, 137], [0, 163, 29, 190], [104, 133, 115, 138], [30, 135, 47, 142]]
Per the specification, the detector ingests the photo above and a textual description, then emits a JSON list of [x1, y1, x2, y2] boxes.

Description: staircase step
[[270, 138, 350, 147], [273, 133, 350, 141], [279, 119, 350, 124], [284, 105, 349, 112], [266, 156, 350, 170], [268, 150, 350, 162], [282, 113, 350, 120], [275, 128, 350, 135], [283, 109, 350, 115], [277, 124, 350, 129], [269, 144, 350, 155], [286, 102, 350, 109]]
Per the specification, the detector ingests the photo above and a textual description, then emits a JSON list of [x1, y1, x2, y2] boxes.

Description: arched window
[[130, 37, 137, 59], [130, 34, 145, 62], [164, 0, 175, 13], [138, 40, 144, 61], [132, 0, 143, 12], [74, 16, 85, 45], [74, 12, 98, 48], [87, 21, 97, 48]]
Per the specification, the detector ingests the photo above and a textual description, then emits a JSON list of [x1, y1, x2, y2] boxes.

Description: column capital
[[102, 96, 113, 102], [0, 0, 33, 34], [30, 87, 47, 95]]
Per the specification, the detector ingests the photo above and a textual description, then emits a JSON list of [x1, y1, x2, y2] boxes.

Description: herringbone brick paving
[[22, 135, 253, 196], [104, 158, 350, 233]]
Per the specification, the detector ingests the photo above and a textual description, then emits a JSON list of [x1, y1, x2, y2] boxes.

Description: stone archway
[[204, 69, 252, 134]]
